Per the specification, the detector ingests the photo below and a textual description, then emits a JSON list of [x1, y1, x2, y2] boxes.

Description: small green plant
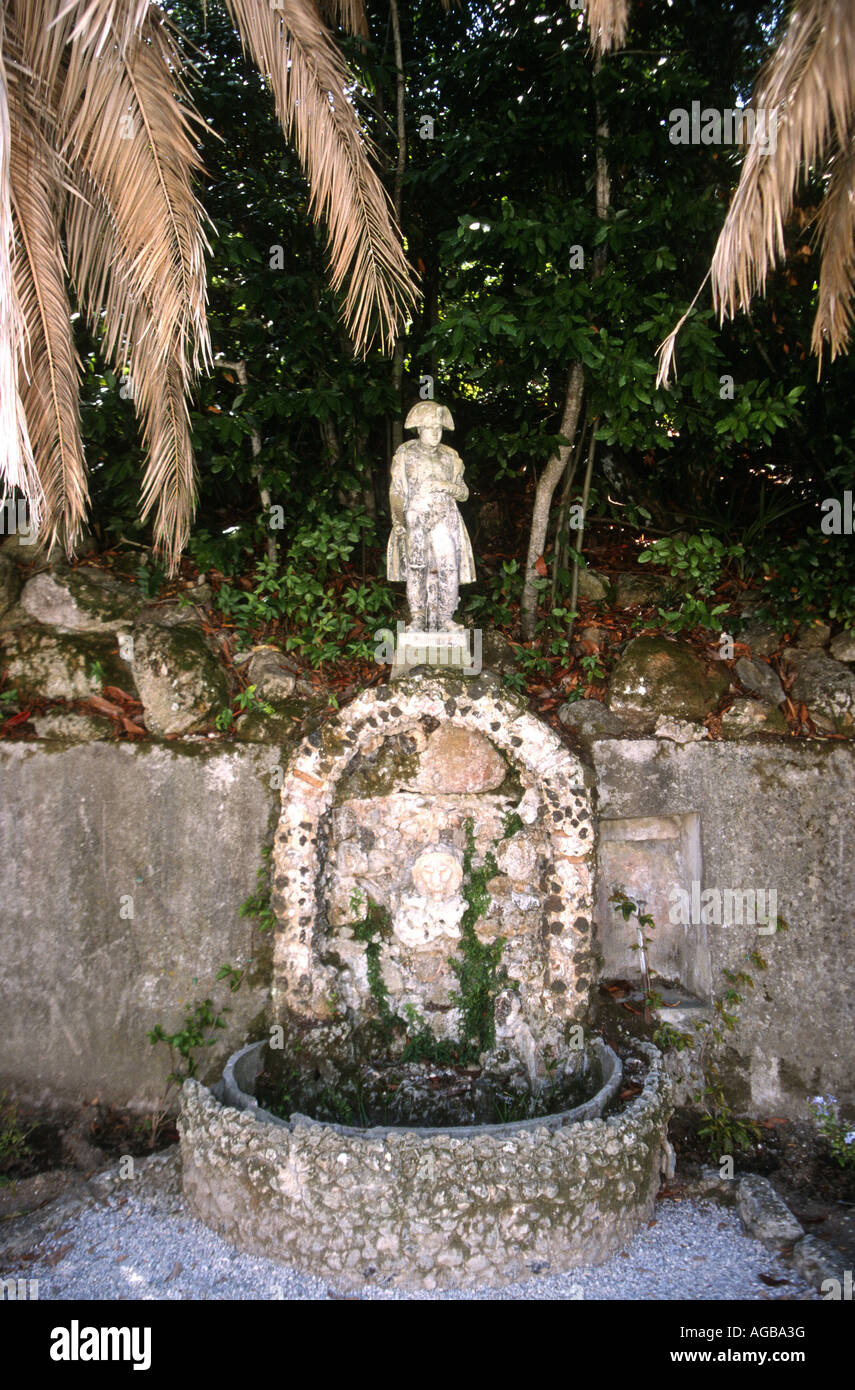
[[235, 684, 276, 717], [579, 653, 606, 682], [86, 658, 105, 686], [610, 888, 655, 1019], [0, 688, 19, 711], [450, 818, 509, 1058], [465, 558, 523, 629], [639, 531, 743, 596], [216, 963, 247, 993], [810, 1096, 855, 1170], [0, 1092, 31, 1175], [135, 560, 167, 600], [217, 684, 277, 733], [639, 530, 742, 633], [502, 810, 524, 838], [757, 530, 855, 631], [240, 845, 276, 933], [349, 889, 398, 1033], [147, 998, 231, 1086]]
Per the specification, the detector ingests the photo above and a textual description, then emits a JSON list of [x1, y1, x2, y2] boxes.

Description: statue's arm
[[448, 452, 468, 502], [389, 449, 407, 530]]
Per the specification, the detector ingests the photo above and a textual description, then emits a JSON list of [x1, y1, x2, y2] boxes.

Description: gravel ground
[[1, 1170, 818, 1301]]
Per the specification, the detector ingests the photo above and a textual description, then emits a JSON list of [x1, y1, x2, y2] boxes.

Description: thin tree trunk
[[551, 414, 589, 605], [520, 361, 585, 640], [519, 55, 611, 642], [569, 419, 599, 624], [389, 0, 406, 455], [216, 359, 277, 564]]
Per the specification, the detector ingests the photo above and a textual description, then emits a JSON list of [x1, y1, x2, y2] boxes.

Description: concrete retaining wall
[[0, 741, 277, 1108], [1, 735, 852, 1115], [592, 739, 855, 1115]]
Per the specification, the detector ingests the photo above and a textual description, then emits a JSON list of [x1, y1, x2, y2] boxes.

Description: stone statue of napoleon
[[386, 401, 476, 632]]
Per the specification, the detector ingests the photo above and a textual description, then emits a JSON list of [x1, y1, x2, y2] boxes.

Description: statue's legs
[[427, 522, 461, 630], [405, 563, 428, 629]]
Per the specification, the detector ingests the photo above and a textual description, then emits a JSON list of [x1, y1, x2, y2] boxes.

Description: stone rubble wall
[[270, 678, 597, 1075], [178, 1045, 672, 1291]]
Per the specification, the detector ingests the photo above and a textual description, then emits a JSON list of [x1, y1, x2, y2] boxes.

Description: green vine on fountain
[[450, 818, 509, 1058], [347, 815, 514, 1065]]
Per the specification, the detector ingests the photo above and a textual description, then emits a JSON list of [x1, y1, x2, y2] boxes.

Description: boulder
[[781, 648, 855, 733], [0, 552, 21, 619], [720, 698, 788, 739], [796, 619, 832, 650], [830, 631, 855, 664], [613, 572, 670, 608], [20, 566, 143, 633], [738, 617, 783, 659], [558, 698, 626, 742], [791, 1235, 850, 1293], [734, 656, 785, 707], [0, 531, 45, 565], [576, 569, 608, 601], [0, 628, 135, 701], [736, 1175, 803, 1251], [479, 630, 520, 674], [131, 625, 229, 736], [235, 700, 312, 744], [606, 635, 729, 729], [244, 647, 297, 701]]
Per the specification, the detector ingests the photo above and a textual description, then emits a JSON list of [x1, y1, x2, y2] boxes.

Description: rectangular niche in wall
[[595, 812, 711, 1000]]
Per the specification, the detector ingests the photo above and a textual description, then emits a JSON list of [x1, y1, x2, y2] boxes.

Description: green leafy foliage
[[810, 1096, 855, 1170], [147, 999, 231, 1087], [0, 1092, 31, 1175], [756, 531, 855, 630], [239, 845, 276, 933], [450, 819, 508, 1057]]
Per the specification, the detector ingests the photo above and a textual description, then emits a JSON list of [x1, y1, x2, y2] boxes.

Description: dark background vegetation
[[75, 0, 855, 673]]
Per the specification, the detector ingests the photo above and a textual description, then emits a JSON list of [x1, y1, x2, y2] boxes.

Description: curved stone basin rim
[[218, 1037, 623, 1138]]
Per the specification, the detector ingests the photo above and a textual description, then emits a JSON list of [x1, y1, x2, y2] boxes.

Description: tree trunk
[[569, 419, 599, 624], [520, 54, 611, 641], [389, 0, 407, 455], [520, 361, 585, 640], [216, 359, 277, 564]]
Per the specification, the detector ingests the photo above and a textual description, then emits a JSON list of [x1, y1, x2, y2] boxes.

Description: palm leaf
[[810, 127, 855, 360], [711, 0, 855, 359], [584, 0, 628, 55], [0, 14, 42, 523], [9, 79, 88, 551], [223, 0, 418, 354]]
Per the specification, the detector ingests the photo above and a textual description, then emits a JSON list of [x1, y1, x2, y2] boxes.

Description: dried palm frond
[[811, 129, 855, 359], [655, 271, 711, 388], [9, 85, 88, 552], [0, 17, 41, 522], [711, 0, 855, 363], [584, 0, 628, 56], [136, 353, 197, 569], [1, 0, 417, 565], [316, 0, 370, 40], [224, 0, 419, 354], [65, 159, 196, 570], [60, 10, 211, 381]]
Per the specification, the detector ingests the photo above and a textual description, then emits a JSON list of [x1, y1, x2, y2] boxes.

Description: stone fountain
[[178, 406, 672, 1289]]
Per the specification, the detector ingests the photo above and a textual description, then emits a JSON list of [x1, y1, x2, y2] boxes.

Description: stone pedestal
[[390, 626, 481, 679]]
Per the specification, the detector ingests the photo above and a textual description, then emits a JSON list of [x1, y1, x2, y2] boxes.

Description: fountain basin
[[179, 1040, 672, 1290]]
